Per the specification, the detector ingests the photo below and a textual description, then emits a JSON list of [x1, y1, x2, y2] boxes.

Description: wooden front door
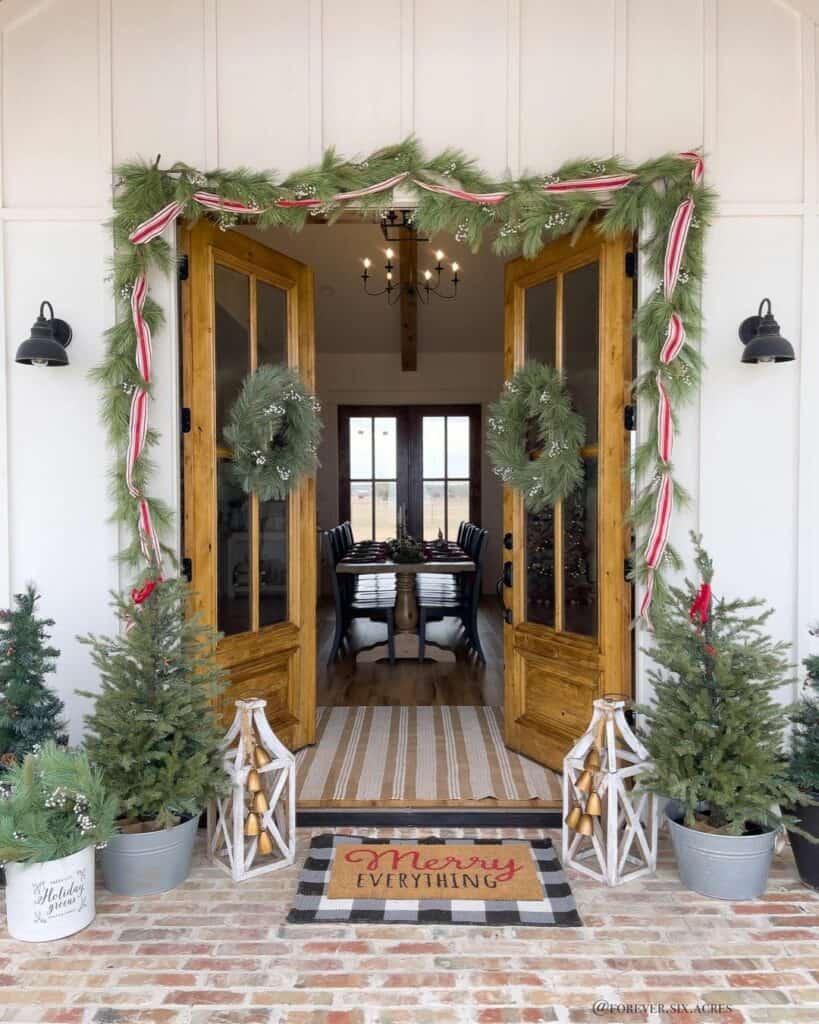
[[182, 221, 316, 750], [502, 227, 633, 771]]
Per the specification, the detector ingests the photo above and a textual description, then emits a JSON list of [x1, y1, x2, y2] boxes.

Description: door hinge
[[624, 556, 633, 582], [503, 532, 513, 551], [178, 254, 189, 281], [624, 404, 636, 431], [625, 251, 637, 279], [181, 557, 192, 582], [181, 407, 191, 434]]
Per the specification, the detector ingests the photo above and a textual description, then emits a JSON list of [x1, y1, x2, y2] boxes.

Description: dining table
[[336, 544, 476, 663]]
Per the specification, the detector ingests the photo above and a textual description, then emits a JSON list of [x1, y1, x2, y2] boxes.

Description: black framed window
[[338, 405, 481, 540]]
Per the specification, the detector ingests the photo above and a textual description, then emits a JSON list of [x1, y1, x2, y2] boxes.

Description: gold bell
[[583, 747, 601, 771], [575, 769, 594, 794], [586, 791, 603, 817], [257, 830, 274, 855], [252, 790, 269, 814], [564, 804, 582, 830], [576, 813, 594, 836], [254, 746, 272, 768], [246, 768, 262, 793], [244, 812, 261, 836]]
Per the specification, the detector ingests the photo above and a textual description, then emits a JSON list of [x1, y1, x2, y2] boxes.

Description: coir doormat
[[287, 835, 582, 926]]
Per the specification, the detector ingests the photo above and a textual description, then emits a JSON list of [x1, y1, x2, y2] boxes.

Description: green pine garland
[[486, 363, 585, 512], [224, 364, 323, 502], [99, 138, 716, 605]]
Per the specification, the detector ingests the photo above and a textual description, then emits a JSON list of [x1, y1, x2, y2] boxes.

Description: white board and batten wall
[[0, 0, 817, 740]]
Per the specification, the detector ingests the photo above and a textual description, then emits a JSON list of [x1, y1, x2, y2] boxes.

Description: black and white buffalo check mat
[[286, 834, 582, 926]]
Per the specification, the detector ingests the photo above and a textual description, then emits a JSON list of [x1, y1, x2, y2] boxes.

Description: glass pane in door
[[259, 497, 288, 627], [562, 457, 598, 636], [524, 277, 557, 627], [446, 416, 469, 477], [563, 262, 599, 443], [447, 481, 469, 540], [374, 481, 397, 541], [214, 264, 250, 440], [350, 481, 373, 541], [257, 280, 288, 365], [423, 417, 445, 477], [423, 481, 445, 539], [374, 418, 397, 478], [350, 418, 373, 478], [217, 460, 250, 636]]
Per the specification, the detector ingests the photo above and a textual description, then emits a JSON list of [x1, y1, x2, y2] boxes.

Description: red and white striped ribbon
[[333, 171, 409, 201], [656, 373, 673, 464], [137, 498, 163, 567], [543, 173, 636, 194], [128, 200, 183, 245], [193, 191, 263, 214], [643, 472, 674, 572], [659, 313, 686, 364], [131, 273, 152, 382], [412, 179, 510, 205], [663, 198, 694, 300], [125, 389, 149, 498], [273, 170, 410, 207], [641, 155, 704, 620], [679, 149, 704, 185]]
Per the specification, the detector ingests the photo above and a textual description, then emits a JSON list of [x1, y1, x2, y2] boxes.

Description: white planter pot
[[5, 845, 96, 942]]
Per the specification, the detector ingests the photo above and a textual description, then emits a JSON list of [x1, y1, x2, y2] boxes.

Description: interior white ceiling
[[247, 220, 506, 355]]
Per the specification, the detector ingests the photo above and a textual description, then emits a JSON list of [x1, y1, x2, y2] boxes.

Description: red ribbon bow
[[689, 582, 711, 627], [131, 576, 162, 606]]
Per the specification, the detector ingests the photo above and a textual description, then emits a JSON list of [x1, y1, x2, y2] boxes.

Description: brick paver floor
[[1, 827, 817, 1024]]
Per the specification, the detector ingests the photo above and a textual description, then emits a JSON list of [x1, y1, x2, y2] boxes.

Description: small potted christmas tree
[[639, 534, 800, 900], [78, 577, 228, 895], [0, 585, 67, 768], [786, 627, 819, 889], [0, 742, 116, 941]]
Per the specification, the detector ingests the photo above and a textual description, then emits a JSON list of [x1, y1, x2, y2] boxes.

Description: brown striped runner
[[296, 706, 561, 806]]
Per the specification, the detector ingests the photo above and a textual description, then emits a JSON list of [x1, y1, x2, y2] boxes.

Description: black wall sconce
[[15, 301, 72, 367], [738, 298, 794, 364]]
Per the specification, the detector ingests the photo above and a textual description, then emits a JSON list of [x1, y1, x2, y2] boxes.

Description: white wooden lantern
[[562, 697, 658, 886], [207, 698, 296, 881]]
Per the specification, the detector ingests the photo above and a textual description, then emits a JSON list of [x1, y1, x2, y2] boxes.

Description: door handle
[[495, 560, 513, 624]]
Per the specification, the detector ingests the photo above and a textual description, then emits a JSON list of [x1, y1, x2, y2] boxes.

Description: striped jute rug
[[296, 706, 561, 806]]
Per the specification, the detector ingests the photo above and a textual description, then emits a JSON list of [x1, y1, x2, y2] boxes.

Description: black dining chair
[[416, 521, 475, 603], [334, 523, 396, 598], [323, 530, 395, 665], [417, 527, 488, 664]]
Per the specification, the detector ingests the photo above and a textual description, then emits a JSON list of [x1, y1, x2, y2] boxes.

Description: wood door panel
[[182, 221, 316, 751], [502, 227, 633, 771], [514, 652, 599, 734], [216, 650, 294, 726]]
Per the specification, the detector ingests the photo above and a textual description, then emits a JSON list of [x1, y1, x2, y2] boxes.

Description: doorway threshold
[[296, 806, 562, 828]]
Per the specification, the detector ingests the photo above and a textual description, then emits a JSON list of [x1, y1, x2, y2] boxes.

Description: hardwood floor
[[316, 598, 504, 707]]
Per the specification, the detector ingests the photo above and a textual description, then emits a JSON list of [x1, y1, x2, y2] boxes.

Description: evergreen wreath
[[487, 363, 585, 512], [223, 363, 323, 501]]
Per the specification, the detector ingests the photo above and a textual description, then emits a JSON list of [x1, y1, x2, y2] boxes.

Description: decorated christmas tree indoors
[[78, 577, 228, 831], [0, 584, 67, 768], [639, 533, 800, 835]]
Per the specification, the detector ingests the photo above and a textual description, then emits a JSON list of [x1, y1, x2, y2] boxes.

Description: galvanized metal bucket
[[666, 804, 776, 901], [101, 815, 198, 896]]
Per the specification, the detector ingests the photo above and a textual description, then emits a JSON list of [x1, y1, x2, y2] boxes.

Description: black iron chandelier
[[360, 209, 460, 304]]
